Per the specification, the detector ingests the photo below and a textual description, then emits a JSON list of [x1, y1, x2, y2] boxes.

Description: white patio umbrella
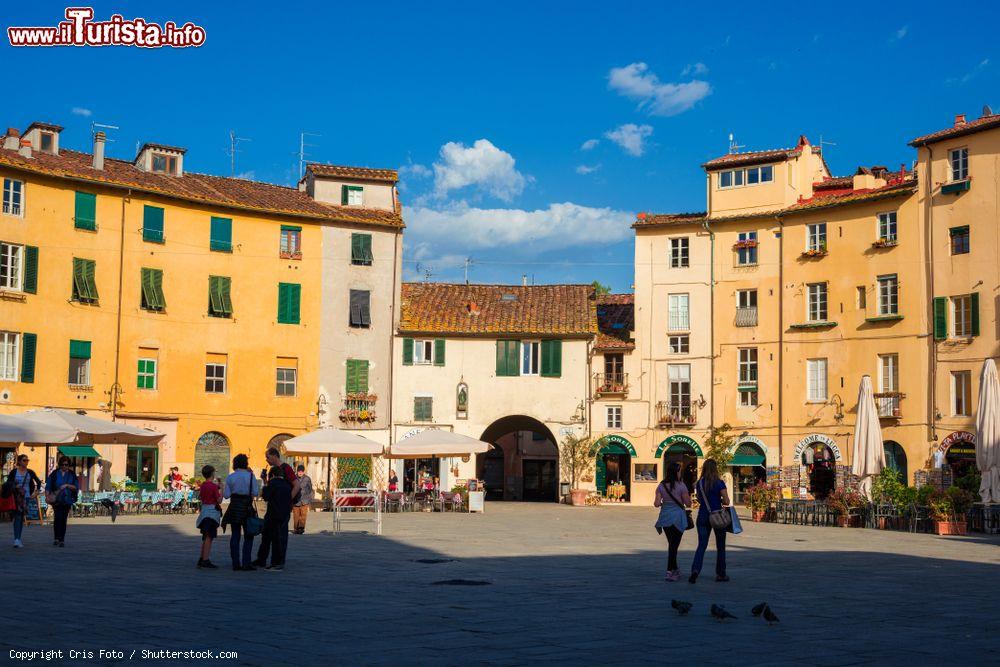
[[851, 375, 886, 498], [280, 426, 384, 502], [975, 359, 1000, 504], [0, 413, 76, 444], [385, 428, 490, 459], [17, 408, 164, 445]]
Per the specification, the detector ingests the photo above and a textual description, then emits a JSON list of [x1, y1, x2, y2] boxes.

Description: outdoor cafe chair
[[908, 504, 931, 533], [384, 492, 405, 513]]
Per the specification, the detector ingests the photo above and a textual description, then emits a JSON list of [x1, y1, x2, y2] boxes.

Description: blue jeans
[[691, 513, 726, 576], [12, 511, 24, 541], [229, 524, 255, 568]]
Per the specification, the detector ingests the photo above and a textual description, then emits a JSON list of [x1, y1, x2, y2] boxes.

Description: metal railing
[[735, 307, 758, 327], [594, 372, 628, 397], [873, 392, 903, 418], [656, 401, 697, 427]]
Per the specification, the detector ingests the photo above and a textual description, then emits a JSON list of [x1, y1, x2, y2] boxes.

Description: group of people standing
[[2, 454, 81, 548]]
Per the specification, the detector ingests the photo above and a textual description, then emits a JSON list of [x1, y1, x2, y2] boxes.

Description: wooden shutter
[[341, 185, 350, 205], [74, 191, 96, 230], [22, 245, 38, 294], [402, 338, 414, 365], [152, 268, 165, 309], [20, 332, 36, 383], [541, 340, 562, 378], [933, 297, 948, 340], [356, 360, 369, 392], [69, 339, 91, 359], [73, 258, 86, 301], [434, 339, 445, 366], [210, 216, 232, 252], [143, 206, 164, 242], [278, 283, 300, 324], [209, 276, 228, 316], [971, 292, 980, 337], [219, 277, 233, 315], [496, 340, 520, 376], [84, 259, 98, 301], [496, 341, 508, 376], [141, 268, 155, 309], [345, 359, 358, 393], [362, 234, 373, 262], [351, 233, 362, 263]]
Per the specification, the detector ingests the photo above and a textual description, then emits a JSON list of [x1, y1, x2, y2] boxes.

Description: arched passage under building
[[655, 435, 702, 492], [478, 415, 558, 502], [883, 440, 908, 484], [595, 435, 636, 502], [730, 437, 767, 504]]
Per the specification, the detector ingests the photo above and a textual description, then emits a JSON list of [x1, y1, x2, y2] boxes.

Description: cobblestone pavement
[[1, 503, 998, 666]]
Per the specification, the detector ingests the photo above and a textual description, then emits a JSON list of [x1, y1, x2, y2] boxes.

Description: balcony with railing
[[735, 307, 758, 327], [874, 392, 904, 419], [656, 401, 697, 428], [594, 372, 629, 398], [339, 393, 378, 424]]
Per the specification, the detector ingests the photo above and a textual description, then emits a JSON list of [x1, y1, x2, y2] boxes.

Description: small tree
[[591, 280, 612, 296], [702, 423, 736, 473], [560, 434, 596, 490]]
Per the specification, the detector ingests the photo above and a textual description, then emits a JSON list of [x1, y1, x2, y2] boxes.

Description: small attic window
[[39, 131, 55, 153], [501, 293, 517, 301], [152, 153, 178, 175]]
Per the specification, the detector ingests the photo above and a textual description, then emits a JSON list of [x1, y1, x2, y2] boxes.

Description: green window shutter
[[210, 216, 233, 252], [496, 340, 520, 376], [971, 292, 980, 337], [541, 340, 562, 377], [20, 333, 37, 383], [933, 297, 948, 340], [351, 233, 362, 263], [277, 283, 288, 322], [152, 268, 165, 309], [84, 259, 98, 301], [277, 283, 301, 324], [22, 246, 38, 294], [341, 185, 350, 205], [434, 339, 446, 366], [140, 268, 155, 309], [220, 277, 233, 315], [72, 258, 85, 301], [143, 206, 164, 243], [351, 233, 373, 264], [402, 338, 414, 365], [356, 360, 369, 393], [74, 191, 96, 230], [69, 339, 91, 359], [362, 234, 373, 262], [209, 276, 231, 316], [496, 341, 508, 376]]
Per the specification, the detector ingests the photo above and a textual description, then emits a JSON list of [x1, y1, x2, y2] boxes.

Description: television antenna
[[728, 133, 744, 154], [298, 131, 321, 180], [819, 135, 837, 155], [90, 121, 119, 143], [463, 257, 475, 284], [227, 130, 251, 177]]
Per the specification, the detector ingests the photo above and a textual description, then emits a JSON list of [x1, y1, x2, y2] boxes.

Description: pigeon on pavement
[[763, 605, 780, 625], [710, 604, 737, 621], [671, 599, 692, 615], [751, 602, 768, 617]]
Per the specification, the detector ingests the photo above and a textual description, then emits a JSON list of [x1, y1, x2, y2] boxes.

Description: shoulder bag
[[661, 481, 694, 530], [702, 480, 732, 530], [242, 472, 264, 537]]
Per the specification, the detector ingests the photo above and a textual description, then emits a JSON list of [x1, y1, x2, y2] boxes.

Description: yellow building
[[0, 122, 402, 488]]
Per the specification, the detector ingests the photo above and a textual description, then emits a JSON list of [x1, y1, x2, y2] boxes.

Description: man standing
[[292, 465, 314, 534], [253, 448, 300, 567]]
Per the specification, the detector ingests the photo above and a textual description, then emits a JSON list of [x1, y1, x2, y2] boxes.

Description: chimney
[[522, 274, 528, 286], [3, 128, 20, 151], [955, 114, 967, 126], [18, 138, 31, 158], [92, 131, 106, 170]]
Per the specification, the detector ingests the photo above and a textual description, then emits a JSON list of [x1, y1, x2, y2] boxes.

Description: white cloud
[[608, 62, 711, 116], [399, 163, 431, 178], [604, 123, 653, 157], [580, 138, 599, 151], [948, 58, 990, 86], [71, 107, 92, 117], [432, 139, 528, 202], [681, 62, 708, 76], [892, 25, 908, 41], [575, 164, 600, 175]]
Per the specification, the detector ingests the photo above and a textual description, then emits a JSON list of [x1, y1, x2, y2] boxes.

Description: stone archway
[[478, 415, 558, 502], [194, 431, 231, 478], [656, 435, 702, 491], [595, 435, 636, 502]]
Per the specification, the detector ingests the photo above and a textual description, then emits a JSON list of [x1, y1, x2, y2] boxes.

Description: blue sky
[[5, 1, 998, 290]]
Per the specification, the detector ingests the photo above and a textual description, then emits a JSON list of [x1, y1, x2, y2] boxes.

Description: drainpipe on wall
[[387, 231, 401, 448], [777, 214, 784, 466], [702, 218, 715, 433], [111, 189, 131, 421], [922, 146, 937, 449]]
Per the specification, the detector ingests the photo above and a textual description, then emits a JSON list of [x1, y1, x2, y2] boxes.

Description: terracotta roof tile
[[702, 147, 802, 170], [0, 147, 403, 229], [400, 283, 597, 336], [595, 294, 634, 351], [910, 114, 1000, 146], [633, 211, 706, 228], [307, 163, 398, 183], [781, 180, 916, 214]]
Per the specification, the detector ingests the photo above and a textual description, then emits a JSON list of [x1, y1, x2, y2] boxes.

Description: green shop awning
[[730, 454, 765, 467], [58, 445, 100, 458]]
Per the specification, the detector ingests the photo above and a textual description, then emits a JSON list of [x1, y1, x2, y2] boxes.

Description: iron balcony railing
[[873, 392, 904, 418], [735, 307, 758, 327], [594, 372, 628, 397], [656, 401, 697, 428]]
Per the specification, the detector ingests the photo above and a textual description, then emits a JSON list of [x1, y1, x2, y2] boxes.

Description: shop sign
[[937, 431, 975, 454], [793, 434, 842, 461], [734, 435, 767, 452], [654, 434, 703, 457], [597, 434, 637, 456]]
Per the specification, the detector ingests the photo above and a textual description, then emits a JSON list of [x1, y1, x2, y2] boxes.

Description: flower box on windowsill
[[800, 248, 828, 258], [69, 384, 93, 392], [0, 290, 27, 302], [790, 321, 837, 330], [941, 179, 971, 195], [865, 314, 904, 323], [872, 238, 898, 248], [732, 240, 758, 250], [279, 251, 302, 260]]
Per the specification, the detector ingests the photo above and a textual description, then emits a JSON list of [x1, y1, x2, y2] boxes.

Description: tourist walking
[[45, 456, 79, 547], [262, 466, 293, 570], [196, 465, 222, 569], [3, 454, 42, 548], [222, 454, 260, 571], [653, 461, 692, 581], [292, 465, 313, 534], [690, 458, 731, 583]]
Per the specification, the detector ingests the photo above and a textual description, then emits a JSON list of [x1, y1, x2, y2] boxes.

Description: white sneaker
[[13, 539, 23, 548]]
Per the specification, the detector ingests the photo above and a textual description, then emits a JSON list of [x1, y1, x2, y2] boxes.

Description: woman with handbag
[[4, 454, 42, 548], [222, 453, 261, 571], [653, 461, 692, 581], [45, 456, 79, 547], [689, 458, 731, 584]]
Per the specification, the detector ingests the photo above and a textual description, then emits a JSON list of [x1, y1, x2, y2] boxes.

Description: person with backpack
[[221, 454, 260, 571], [690, 458, 732, 583], [3, 454, 42, 548], [45, 456, 79, 547], [653, 461, 692, 581], [261, 466, 293, 570]]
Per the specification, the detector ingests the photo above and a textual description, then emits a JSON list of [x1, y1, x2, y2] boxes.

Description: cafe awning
[[58, 445, 101, 458], [730, 453, 765, 467]]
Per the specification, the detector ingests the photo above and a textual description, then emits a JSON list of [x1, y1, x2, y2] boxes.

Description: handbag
[[661, 481, 694, 530], [242, 471, 263, 536], [0, 491, 15, 512], [727, 506, 743, 535], [702, 480, 732, 530]]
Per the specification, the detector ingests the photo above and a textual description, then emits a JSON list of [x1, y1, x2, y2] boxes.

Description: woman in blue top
[[45, 456, 79, 547], [690, 458, 731, 583]]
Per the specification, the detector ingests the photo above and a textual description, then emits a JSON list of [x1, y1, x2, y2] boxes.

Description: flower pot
[[934, 520, 967, 536], [751, 509, 766, 522], [569, 489, 589, 507], [836, 515, 849, 527]]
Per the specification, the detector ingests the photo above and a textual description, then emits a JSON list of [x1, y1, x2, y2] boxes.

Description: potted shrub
[[826, 487, 865, 526], [745, 482, 776, 522], [937, 487, 975, 535], [871, 468, 904, 528], [559, 434, 597, 507]]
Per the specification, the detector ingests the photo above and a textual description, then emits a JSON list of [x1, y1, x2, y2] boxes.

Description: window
[[140, 268, 166, 311], [522, 340, 541, 375], [72, 258, 99, 303], [950, 226, 969, 255], [276, 366, 297, 397], [857, 286, 867, 310], [68, 340, 91, 386], [668, 335, 689, 354], [210, 216, 232, 252], [137, 357, 157, 390], [879, 354, 898, 394], [807, 358, 827, 402], [3, 179, 23, 216], [151, 153, 177, 175], [351, 233, 373, 266], [342, 185, 364, 206], [604, 353, 624, 378], [877, 212, 897, 242], [413, 340, 436, 365], [949, 147, 968, 182], [719, 171, 732, 188], [737, 289, 757, 309], [738, 347, 758, 407], [733, 169, 744, 186], [719, 166, 773, 188], [280, 225, 302, 258], [205, 362, 226, 393], [345, 359, 369, 393], [349, 289, 371, 328], [414, 396, 433, 421], [807, 223, 827, 252], [0, 331, 18, 381], [952, 371, 972, 416], [0, 242, 23, 291], [404, 338, 444, 366], [74, 191, 96, 231], [807, 283, 828, 322], [759, 165, 774, 182], [208, 276, 233, 318], [142, 205, 164, 243], [668, 293, 690, 331], [877, 274, 898, 316], [668, 364, 691, 414], [40, 132, 54, 153], [736, 231, 758, 266], [606, 405, 623, 429], [951, 295, 973, 337], [669, 237, 689, 268], [277, 282, 301, 324]]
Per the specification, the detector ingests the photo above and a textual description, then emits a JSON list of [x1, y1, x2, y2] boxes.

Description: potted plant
[[744, 482, 776, 522], [933, 487, 974, 535], [559, 434, 597, 507], [870, 468, 904, 528], [826, 487, 864, 526]]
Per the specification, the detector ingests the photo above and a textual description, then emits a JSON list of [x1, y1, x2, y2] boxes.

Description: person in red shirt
[[252, 448, 300, 567], [196, 465, 223, 569]]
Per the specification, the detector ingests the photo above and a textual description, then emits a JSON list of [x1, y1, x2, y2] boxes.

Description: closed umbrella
[[851, 375, 886, 498], [18, 408, 164, 445], [385, 429, 490, 459], [975, 359, 1000, 504]]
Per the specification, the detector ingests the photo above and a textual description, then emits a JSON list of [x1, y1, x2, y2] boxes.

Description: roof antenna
[[297, 131, 321, 180], [984, 104, 994, 117], [227, 130, 251, 177], [728, 133, 744, 154], [463, 257, 474, 285], [91, 121, 119, 143], [819, 134, 837, 155]]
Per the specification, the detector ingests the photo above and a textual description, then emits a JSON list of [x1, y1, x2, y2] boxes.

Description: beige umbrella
[[281, 426, 384, 504], [851, 375, 886, 498], [18, 408, 164, 445], [385, 429, 490, 459], [0, 413, 76, 444], [975, 359, 1000, 504]]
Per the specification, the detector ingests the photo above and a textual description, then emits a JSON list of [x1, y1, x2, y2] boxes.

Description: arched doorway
[[478, 416, 558, 502], [883, 440, 908, 484], [731, 437, 767, 504], [795, 435, 842, 500], [655, 435, 702, 492], [595, 435, 636, 502], [480, 445, 505, 501], [268, 433, 296, 466], [195, 431, 231, 478], [941, 431, 977, 481]]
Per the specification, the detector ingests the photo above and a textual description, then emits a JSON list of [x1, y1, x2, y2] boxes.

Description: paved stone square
[[1, 503, 998, 666]]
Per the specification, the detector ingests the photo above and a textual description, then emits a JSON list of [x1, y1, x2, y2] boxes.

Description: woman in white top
[[221, 454, 260, 571]]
